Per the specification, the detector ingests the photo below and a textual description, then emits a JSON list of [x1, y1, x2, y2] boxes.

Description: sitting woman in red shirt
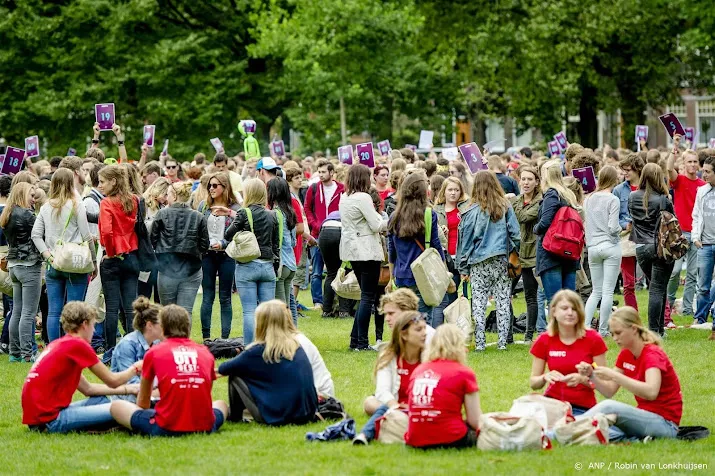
[[580, 307, 682, 442], [529, 289, 608, 415], [110, 304, 228, 436], [352, 311, 426, 445], [405, 323, 482, 449], [21, 302, 141, 434]]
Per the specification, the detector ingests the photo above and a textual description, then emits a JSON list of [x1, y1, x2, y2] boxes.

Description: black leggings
[[318, 227, 353, 314], [511, 267, 539, 339], [349, 260, 381, 349]]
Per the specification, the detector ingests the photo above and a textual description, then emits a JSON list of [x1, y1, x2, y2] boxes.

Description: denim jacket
[[110, 331, 151, 385], [612, 180, 633, 229], [456, 203, 520, 275]]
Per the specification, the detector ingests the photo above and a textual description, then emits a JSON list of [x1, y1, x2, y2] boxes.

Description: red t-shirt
[[630, 185, 638, 192], [615, 344, 683, 425], [22, 335, 100, 425], [143, 338, 217, 432], [291, 196, 304, 263], [670, 174, 704, 232], [397, 358, 420, 404], [405, 359, 479, 447], [446, 208, 461, 255], [530, 329, 608, 409], [378, 188, 394, 203]]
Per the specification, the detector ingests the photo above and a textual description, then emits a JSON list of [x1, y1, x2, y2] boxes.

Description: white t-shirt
[[322, 181, 338, 215], [207, 214, 226, 246]]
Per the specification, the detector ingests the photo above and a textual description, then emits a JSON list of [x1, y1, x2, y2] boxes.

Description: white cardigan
[[296, 333, 335, 398], [338, 192, 387, 262], [691, 183, 714, 244]]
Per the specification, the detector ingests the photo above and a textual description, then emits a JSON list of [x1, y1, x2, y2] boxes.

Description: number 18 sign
[[338, 145, 354, 165], [356, 142, 375, 168], [95, 103, 115, 131], [2, 146, 25, 175]]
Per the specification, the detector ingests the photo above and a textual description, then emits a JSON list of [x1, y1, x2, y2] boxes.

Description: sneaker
[[709, 331, 715, 341], [692, 318, 700, 327], [321, 311, 336, 319], [0, 343, 8, 355], [475, 346, 485, 352], [24, 352, 39, 363], [338, 312, 351, 319], [9, 355, 23, 363], [642, 435, 654, 444], [94, 345, 106, 355], [497, 345, 506, 351], [313, 303, 323, 311], [666, 322, 677, 330], [524, 336, 533, 344], [352, 434, 368, 446], [370, 340, 383, 351]]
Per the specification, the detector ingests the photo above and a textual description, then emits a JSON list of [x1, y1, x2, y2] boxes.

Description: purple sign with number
[[405, 144, 417, 152], [210, 138, 223, 152], [143, 125, 156, 147], [548, 141, 561, 156], [67, 148, 76, 157], [2, 146, 24, 175], [0, 154, 4, 169], [338, 145, 354, 165], [710, 139, 715, 148], [271, 140, 286, 157], [95, 103, 115, 131], [573, 166, 597, 194], [685, 127, 695, 142], [240, 120, 256, 134], [553, 131, 568, 151], [636, 125, 648, 140], [356, 143, 375, 167], [377, 140, 391, 156], [658, 113, 686, 138], [25, 136, 39, 158], [458, 142, 485, 174]]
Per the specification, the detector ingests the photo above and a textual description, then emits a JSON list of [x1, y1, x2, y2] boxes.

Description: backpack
[[203, 337, 245, 359], [655, 197, 688, 262], [542, 205, 584, 261]]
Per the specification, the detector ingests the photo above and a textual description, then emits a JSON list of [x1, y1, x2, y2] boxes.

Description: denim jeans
[[9, 263, 42, 359], [636, 244, 674, 335], [402, 285, 434, 322], [585, 242, 622, 335], [100, 253, 140, 350], [433, 270, 460, 328], [694, 244, 715, 324], [46, 265, 89, 342], [541, 265, 577, 305], [289, 290, 298, 326], [310, 246, 325, 305], [158, 268, 203, 325], [349, 260, 381, 349], [359, 404, 391, 441], [42, 396, 113, 434], [201, 251, 236, 339], [667, 232, 696, 315], [537, 286, 547, 333], [235, 260, 276, 344], [582, 399, 678, 442], [275, 267, 296, 307]]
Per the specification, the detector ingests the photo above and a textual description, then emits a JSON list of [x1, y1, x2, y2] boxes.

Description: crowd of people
[[1, 121, 708, 448]]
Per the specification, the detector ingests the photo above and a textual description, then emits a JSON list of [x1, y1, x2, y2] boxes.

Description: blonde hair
[[143, 177, 170, 211], [378, 288, 420, 315], [435, 177, 466, 205], [251, 300, 299, 364], [61, 302, 97, 333], [0, 183, 34, 228], [609, 306, 662, 346], [374, 311, 423, 376], [242, 178, 267, 208], [426, 324, 467, 365], [548, 289, 587, 338], [48, 168, 77, 219], [541, 160, 578, 207], [171, 181, 193, 203], [391, 158, 407, 173], [11, 171, 38, 187]]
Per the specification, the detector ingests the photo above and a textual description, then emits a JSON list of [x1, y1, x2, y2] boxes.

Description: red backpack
[[542, 206, 585, 261]]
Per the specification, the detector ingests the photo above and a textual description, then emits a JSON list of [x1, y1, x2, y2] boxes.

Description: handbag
[[331, 263, 362, 300], [508, 394, 572, 430], [620, 230, 636, 258], [52, 208, 94, 274], [375, 408, 408, 444], [378, 234, 391, 286], [410, 208, 452, 307], [444, 282, 473, 345], [225, 207, 261, 263], [134, 197, 158, 272], [0, 267, 12, 297], [84, 246, 106, 323], [477, 412, 551, 451], [553, 413, 609, 446], [506, 222, 521, 279]]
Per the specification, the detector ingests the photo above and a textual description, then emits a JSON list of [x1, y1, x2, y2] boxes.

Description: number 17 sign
[[355, 142, 375, 168], [95, 103, 115, 131]]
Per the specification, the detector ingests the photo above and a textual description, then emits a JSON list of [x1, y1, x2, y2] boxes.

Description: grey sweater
[[584, 191, 622, 248], [31, 199, 95, 259]]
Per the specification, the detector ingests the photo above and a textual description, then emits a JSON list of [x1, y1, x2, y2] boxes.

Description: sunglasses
[[208, 183, 222, 190], [166, 165, 177, 170], [401, 313, 426, 330]]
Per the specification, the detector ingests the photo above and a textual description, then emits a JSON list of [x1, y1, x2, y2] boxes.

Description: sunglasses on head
[[401, 313, 426, 329], [208, 183, 222, 190]]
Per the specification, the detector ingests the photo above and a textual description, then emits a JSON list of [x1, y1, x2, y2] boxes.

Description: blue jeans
[[667, 232, 697, 315], [201, 251, 236, 339], [158, 268, 203, 324], [9, 263, 42, 359], [432, 271, 460, 328], [695, 244, 715, 324], [235, 260, 276, 344], [40, 396, 112, 434], [130, 408, 224, 436], [402, 285, 434, 322], [310, 246, 324, 305], [289, 291, 298, 326], [360, 404, 391, 441], [582, 400, 678, 442], [537, 287, 547, 332], [46, 266, 89, 342], [541, 266, 577, 304]]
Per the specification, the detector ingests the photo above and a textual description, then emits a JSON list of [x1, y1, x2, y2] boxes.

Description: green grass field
[[1, 289, 713, 475]]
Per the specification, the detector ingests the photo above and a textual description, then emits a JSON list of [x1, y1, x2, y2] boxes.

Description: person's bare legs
[[363, 396, 381, 416], [110, 400, 141, 429]]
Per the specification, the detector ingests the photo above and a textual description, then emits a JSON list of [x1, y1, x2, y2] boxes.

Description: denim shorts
[[130, 408, 224, 436]]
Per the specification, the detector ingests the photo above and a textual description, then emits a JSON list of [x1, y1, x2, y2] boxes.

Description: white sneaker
[[370, 340, 383, 351], [352, 434, 368, 446]]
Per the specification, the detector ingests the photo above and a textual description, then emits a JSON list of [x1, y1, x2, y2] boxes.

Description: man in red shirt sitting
[[110, 305, 228, 436]]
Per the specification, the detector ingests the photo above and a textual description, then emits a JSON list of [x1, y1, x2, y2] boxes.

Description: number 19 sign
[[2, 146, 25, 175], [95, 103, 115, 131], [355, 142, 375, 168]]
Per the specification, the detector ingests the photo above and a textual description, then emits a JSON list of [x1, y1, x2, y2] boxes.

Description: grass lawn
[[1, 289, 713, 475]]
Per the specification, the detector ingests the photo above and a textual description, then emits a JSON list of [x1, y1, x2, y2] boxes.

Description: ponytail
[[610, 307, 662, 346]]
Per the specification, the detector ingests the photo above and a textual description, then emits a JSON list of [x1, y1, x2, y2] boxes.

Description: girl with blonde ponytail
[[578, 306, 682, 442]]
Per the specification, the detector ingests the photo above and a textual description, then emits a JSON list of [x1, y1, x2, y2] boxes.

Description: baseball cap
[[256, 157, 281, 171]]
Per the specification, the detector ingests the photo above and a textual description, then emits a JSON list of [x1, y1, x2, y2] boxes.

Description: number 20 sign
[[355, 142, 375, 167]]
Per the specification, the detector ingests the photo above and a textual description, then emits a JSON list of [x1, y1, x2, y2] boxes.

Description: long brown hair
[[0, 183, 34, 228], [470, 171, 509, 221], [374, 311, 424, 376], [388, 172, 429, 238], [121, 163, 144, 195], [595, 165, 619, 192], [205, 172, 237, 208], [346, 164, 371, 195], [48, 168, 77, 219], [99, 165, 135, 214], [639, 163, 669, 215]]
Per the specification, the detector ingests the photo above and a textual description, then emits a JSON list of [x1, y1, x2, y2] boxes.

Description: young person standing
[[373, 165, 394, 203], [163, 156, 182, 184]]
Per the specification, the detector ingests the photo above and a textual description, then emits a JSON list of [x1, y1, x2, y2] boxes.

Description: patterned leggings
[[469, 256, 511, 350]]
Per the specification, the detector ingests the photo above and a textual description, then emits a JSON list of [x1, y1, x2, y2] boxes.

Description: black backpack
[[203, 337, 245, 359]]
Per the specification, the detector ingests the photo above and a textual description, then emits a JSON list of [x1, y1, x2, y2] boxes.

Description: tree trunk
[[577, 82, 598, 148]]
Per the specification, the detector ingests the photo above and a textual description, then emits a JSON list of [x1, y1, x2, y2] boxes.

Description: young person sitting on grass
[[218, 300, 318, 426], [353, 311, 427, 445], [405, 324, 482, 449], [21, 302, 141, 434], [579, 307, 682, 442], [379, 288, 435, 348], [110, 305, 228, 436], [110, 297, 164, 402], [529, 290, 608, 416]]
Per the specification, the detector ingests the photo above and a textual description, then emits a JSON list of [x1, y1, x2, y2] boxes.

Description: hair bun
[[133, 296, 152, 315]]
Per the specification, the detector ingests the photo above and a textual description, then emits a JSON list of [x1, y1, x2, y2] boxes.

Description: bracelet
[[92, 139, 99, 144], [123, 385, 127, 395], [117, 141, 125, 146]]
